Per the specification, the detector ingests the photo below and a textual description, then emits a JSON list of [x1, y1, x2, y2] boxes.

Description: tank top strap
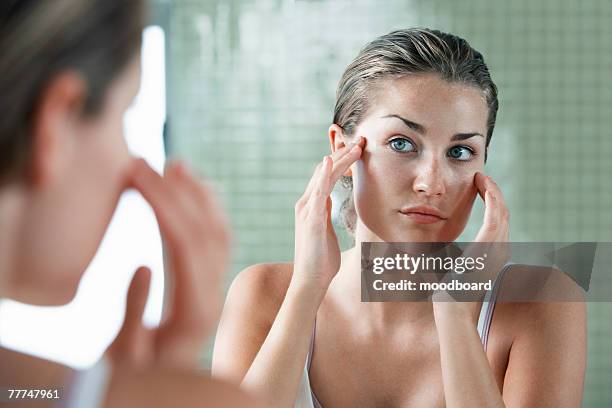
[[306, 317, 323, 408], [307, 317, 316, 372], [477, 262, 513, 351]]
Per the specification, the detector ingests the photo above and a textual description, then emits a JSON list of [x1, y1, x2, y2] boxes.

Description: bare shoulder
[[488, 263, 587, 371], [226, 262, 294, 324], [0, 347, 71, 384], [0, 348, 72, 408], [105, 365, 262, 408], [212, 262, 295, 381], [494, 263, 587, 335], [492, 265, 587, 406]]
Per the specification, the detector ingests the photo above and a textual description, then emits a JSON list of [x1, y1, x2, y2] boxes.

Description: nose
[[412, 155, 446, 197]]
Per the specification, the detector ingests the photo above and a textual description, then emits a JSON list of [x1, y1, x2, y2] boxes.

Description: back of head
[[0, 0, 145, 185]]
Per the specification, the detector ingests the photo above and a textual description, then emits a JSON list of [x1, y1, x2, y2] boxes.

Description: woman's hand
[[433, 172, 510, 323], [472, 172, 510, 244], [433, 173, 509, 408], [291, 137, 365, 294], [231, 139, 365, 407], [107, 158, 231, 369]]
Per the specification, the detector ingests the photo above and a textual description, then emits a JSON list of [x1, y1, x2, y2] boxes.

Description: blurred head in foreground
[[0, 0, 145, 305]]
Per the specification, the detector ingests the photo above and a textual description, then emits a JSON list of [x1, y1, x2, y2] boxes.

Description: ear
[[328, 123, 346, 153], [29, 72, 86, 188], [328, 124, 353, 176]]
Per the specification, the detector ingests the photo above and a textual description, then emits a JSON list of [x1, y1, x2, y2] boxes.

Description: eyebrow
[[382, 114, 484, 141]]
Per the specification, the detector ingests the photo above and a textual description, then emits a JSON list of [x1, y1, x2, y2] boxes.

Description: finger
[[307, 155, 333, 216], [162, 161, 204, 222], [330, 143, 363, 184], [169, 163, 210, 211], [482, 176, 510, 229], [312, 137, 364, 199], [299, 136, 365, 207], [130, 159, 187, 243], [123, 267, 151, 335], [164, 165, 230, 280], [479, 190, 501, 239], [133, 161, 207, 306], [483, 177, 505, 204], [111, 267, 151, 355], [297, 160, 325, 209], [130, 158, 172, 215], [475, 173, 507, 209], [326, 196, 333, 229], [133, 159, 218, 264], [328, 135, 365, 163], [474, 172, 487, 200], [133, 161, 230, 350], [162, 168, 230, 320], [167, 162, 231, 245]]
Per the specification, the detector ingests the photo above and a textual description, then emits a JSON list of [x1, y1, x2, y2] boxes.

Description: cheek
[[445, 167, 479, 230], [353, 150, 387, 201], [356, 144, 412, 181], [79, 116, 131, 226], [56, 118, 131, 295], [13, 111, 132, 305], [351, 150, 410, 231], [86, 114, 132, 185], [448, 167, 477, 198]]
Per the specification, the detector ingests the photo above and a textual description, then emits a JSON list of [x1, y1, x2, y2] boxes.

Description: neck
[[333, 226, 435, 329]]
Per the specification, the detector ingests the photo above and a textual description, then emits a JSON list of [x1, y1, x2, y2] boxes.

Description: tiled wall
[[165, 0, 612, 405]]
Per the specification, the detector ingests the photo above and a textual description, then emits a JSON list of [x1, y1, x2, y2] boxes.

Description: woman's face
[[9, 56, 141, 305], [349, 73, 489, 243]]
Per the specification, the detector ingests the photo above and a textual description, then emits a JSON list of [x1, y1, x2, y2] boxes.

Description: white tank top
[[59, 356, 112, 408]]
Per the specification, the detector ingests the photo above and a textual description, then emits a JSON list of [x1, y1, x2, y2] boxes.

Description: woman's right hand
[[291, 136, 365, 293]]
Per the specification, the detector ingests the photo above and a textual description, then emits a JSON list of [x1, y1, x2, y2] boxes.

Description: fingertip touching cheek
[[350, 74, 488, 242]]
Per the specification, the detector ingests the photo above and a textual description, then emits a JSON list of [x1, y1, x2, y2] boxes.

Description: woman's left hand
[[106, 159, 232, 370], [433, 172, 510, 324], [471, 172, 510, 244]]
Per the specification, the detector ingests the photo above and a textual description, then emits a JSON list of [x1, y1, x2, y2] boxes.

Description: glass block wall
[[164, 0, 612, 405]]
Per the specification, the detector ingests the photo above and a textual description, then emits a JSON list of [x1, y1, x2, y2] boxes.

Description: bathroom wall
[[166, 1, 612, 405]]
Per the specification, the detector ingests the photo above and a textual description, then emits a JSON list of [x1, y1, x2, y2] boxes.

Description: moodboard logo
[[360, 242, 601, 302]]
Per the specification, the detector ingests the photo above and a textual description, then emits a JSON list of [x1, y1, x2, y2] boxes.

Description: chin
[[35, 285, 79, 306], [381, 223, 463, 243], [11, 274, 80, 306], [393, 231, 446, 243]]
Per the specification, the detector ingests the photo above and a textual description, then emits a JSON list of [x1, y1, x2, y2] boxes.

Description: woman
[[212, 28, 586, 407], [0, 1, 258, 407]]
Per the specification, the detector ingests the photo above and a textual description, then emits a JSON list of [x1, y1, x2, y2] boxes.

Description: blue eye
[[448, 146, 474, 161], [389, 138, 416, 153]]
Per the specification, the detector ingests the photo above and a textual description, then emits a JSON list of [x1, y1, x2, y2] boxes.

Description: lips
[[398, 205, 447, 224]]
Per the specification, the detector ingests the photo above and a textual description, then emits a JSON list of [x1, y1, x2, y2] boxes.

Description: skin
[[0, 55, 259, 407], [348, 74, 488, 244], [212, 73, 586, 407]]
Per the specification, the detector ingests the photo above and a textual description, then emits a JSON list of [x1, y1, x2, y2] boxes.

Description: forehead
[[364, 73, 489, 135]]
